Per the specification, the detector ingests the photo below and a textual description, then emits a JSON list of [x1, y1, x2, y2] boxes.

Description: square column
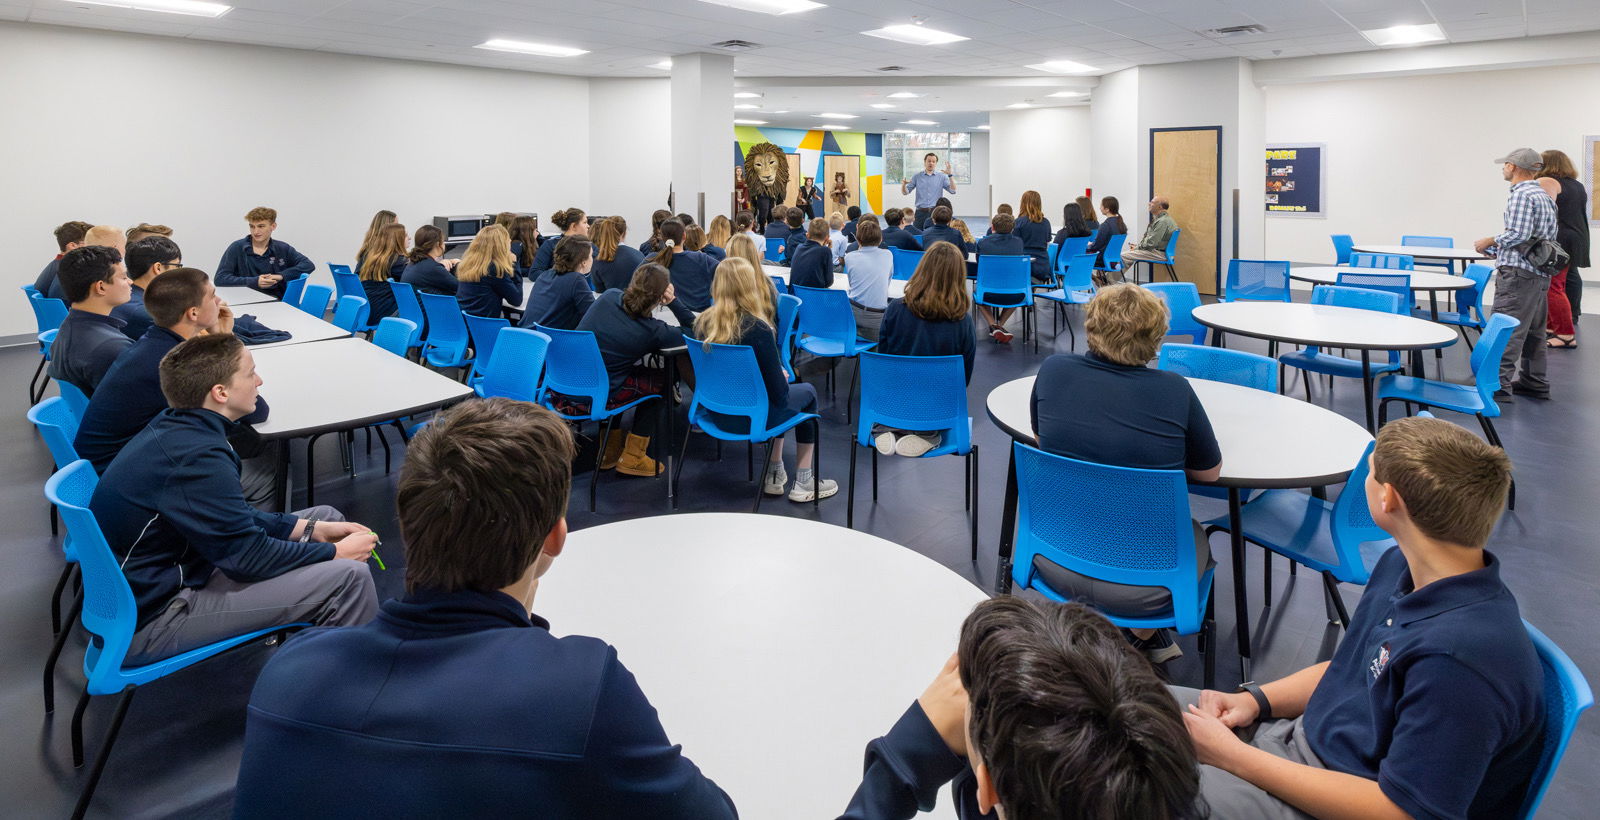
[[670, 52, 735, 224]]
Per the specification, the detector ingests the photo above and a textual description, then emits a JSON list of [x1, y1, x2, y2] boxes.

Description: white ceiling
[[5, 0, 1595, 131]]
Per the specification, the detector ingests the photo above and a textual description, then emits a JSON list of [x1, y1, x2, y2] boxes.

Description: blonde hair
[[457, 224, 515, 283], [1372, 416, 1512, 547], [725, 232, 765, 274], [707, 215, 732, 249], [828, 211, 844, 230], [695, 257, 776, 346], [84, 225, 126, 252], [358, 210, 397, 258], [950, 219, 975, 244], [1084, 284, 1168, 366], [357, 223, 408, 282], [1019, 190, 1044, 223], [127, 223, 173, 243], [592, 217, 624, 262], [684, 223, 709, 252]]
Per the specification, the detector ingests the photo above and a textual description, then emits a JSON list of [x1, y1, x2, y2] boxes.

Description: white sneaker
[[874, 431, 898, 455], [763, 464, 788, 496], [788, 476, 839, 502], [894, 433, 940, 458]]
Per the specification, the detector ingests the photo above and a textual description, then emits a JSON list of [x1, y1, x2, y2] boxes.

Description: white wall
[[588, 78, 672, 241], [1090, 67, 1140, 210], [0, 22, 590, 338], [881, 132, 991, 219], [988, 106, 1093, 225], [1263, 62, 1600, 264]]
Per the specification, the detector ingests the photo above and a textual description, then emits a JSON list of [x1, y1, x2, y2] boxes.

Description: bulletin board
[[1265, 143, 1326, 218]]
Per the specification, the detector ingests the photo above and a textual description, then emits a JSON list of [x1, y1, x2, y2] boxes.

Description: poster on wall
[[1264, 143, 1325, 218], [1585, 135, 1599, 225]]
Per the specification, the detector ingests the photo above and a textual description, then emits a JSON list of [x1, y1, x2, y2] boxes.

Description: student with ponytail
[[590, 217, 646, 293], [521, 235, 597, 331], [455, 225, 523, 318], [356, 223, 408, 319], [639, 209, 673, 255], [529, 208, 592, 279], [401, 225, 460, 296], [649, 219, 719, 313]]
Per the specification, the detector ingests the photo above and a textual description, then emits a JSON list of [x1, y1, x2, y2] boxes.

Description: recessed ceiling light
[[734, 104, 762, 110], [887, 91, 922, 99], [1361, 23, 1445, 46], [69, 0, 230, 17], [892, 129, 918, 134], [770, 110, 790, 114], [1027, 60, 1097, 74], [863, 24, 969, 45], [697, 0, 825, 15], [814, 112, 858, 119], [869, 103, 896, 109], [975, 125, 990, 130], [651, 59, 673, 69], [1006, 103, 1031, 109], [903, 119, 938, 125], [920, 110, 944, 114], [819, 124, 849, 130], [476, 39, 589, 57], [1047, 90, 1088, 98], [733, 91, 764, 98], [734, 118, 769, 125]]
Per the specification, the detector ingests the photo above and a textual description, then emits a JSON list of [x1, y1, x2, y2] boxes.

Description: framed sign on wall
[[1265, 143, 1325, 218]]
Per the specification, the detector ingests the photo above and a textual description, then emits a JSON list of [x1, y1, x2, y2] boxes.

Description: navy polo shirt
[[1304, 548, 1543, 819], [1030, 352, 1220, 472], [111, 284, 153, 341]]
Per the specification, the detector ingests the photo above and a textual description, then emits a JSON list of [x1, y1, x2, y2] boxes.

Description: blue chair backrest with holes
[[30, 292, 68, 333], [57, 380, 90, 419], [330, 295, 369, 335], [1096, 233, 1127, 271], [418, 292, 470, 368], [370, 317, 416, 357], [463, 313, 510, 381], [769, 274, 789, 295], [1314, 284, 1404, 314], [775, 293, 800, 376], [1327, 439, 1390, 585], [856, 353, 970, 454], [1451, 264, 1493, 327], [28, 397, 81, 469], [1046, 242, 1059, 278], [388, 281, 426, 348], [1061, 253, 1097, 297], [298, 284, 333, 317], [683, 338, 779, 436], [974, 255, 1033, 306], [791, 286, 861, 348], [1157, 343, 1278, 392], [1336, 271, 1410, 306], [890, 247, 923, 281], [1349, 252, 1414, 270], [1401, 235, 1451, 248], [476, 327, 550, 402], [283, 276, 307, 308], [1223, 259, 1292, 302], [1331, 234, 1354, 265], [1058, 235, 1091, 264], [1472, 314, 1521, 408], [330, 265, 361, 299], [1520, 621, 1594, 818], [1161, 229, 1180, 262], [764, 237, 785, 263], [1143, 282, 1205, 345], [533, 325, 610, 413]]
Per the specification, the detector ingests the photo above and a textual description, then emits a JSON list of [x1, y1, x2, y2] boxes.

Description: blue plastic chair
[[29, 392, 81, 566], [1128, 228, 1181, 284], [330, 267, 378, 330], [45, 460, 309, 818], [913, 234, 925, 248], [973, 255, 1036, 350], [1094, 232, 1127, 275], [1279, 286, 1406, 400], [1045, 242, 1059, 279], [1336, 270, 1412, 308], [57, 380, 90, 420], [1055, 235, 1091, 279], [890, 247, 923, 281], [1037, 253, 1097, 349], [463, 313, 510, 385], [1330, 234, 1354, 266], [1519, 621, 1594, 819], [1143, 282, 1206, 345], [768, 274, 789, 295], [774, 293, 800, 379], [417, 292, 472, 370], [1376, 312, 1521, 509], [330, 295, 369, 335], [297, 284, 333, 317], [282, 275, 307, 308], [677, 337, 823, 513], [1010, 442, 1216, 687], [1419, 263, 1492, 346], [1401, 235, 1454, 272], [1349, 252, 1413, 270], [536, 325, 663, 512], [387, 281, 426, 349], [1222, 259, 1292, 302], [28, 293, 69, 403], [791, 285, 877, 421], [764, 237, 785, 263], [1203, 440, 1397, 628], [370, 317, 416, 358], [848, 353, 979, 557], [475, 327, 550, 403], [1158, 343, 1278, 392]]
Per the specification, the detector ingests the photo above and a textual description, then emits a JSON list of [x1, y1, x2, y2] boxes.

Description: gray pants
[[1169, 685, 1321, 819], [241, 452, 276, 509], [1494, 266, 1549, 394], [851, 303, 884, 341], [126, 506, 379, 664]]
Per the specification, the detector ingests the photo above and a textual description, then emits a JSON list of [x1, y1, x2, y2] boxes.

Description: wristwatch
[[1237, 681, 1272, 722]]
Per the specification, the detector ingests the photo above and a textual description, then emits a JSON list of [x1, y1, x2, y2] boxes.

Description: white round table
[[1349, 243, 1489, 274], [764, 263, 908, 300], [1290, 266, 1472, 320], [538, 514, 984, 819], [234, 300, 353, 349]]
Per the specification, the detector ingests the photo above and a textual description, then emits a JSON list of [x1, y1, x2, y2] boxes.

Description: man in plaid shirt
[[1475, 148, 1558, 400]]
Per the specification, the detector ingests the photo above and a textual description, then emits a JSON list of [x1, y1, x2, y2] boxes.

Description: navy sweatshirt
[[531, 235, 597, 280], [788, 241, 834, 289], [214, 237, 314, 299], [577, 289, 693, 392], [661, 250, 719, 313], [700, 243, 727, 262], [591, 245, 647, 293], [33, 255, 62, 297], [1013, 216, 1054, 281], [521, 270, 595, 331], [48, 309, 134, 397], [355, 253, 407, 320], [456, 264, 521, 318], [111, 284, 153, 341], [878, 301, 976, 383], [839, 702, 981, 819], [699, 316, 798, 436], [976, 233, 1024, 257], [236, 588, 735, 819], [74, 326, 268, 473], [919, 225, 972, 254], [881, 227, 923, 252], [763, 220, 789, 239], [401, 257, 459, 296], [1085, 215, 1128, 268], [782, 228, 807, 264], [91, 408, 328, 628]]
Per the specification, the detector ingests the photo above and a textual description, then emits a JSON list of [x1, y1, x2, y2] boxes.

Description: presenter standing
[[902, 152, 957, 229]]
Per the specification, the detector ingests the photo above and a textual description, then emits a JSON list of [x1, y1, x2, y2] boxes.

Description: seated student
[[1014, 190, 1054, 284], [950, 218, 977, 249], [639, 208, 673, 255], [509, 214, 543, 279], [1180, 417, 1540, 819], [358, 209, 397, 252], [841, 205, 862, 241], [574, 263, 696, 476], [781, 207, 808, 265], [647, 219, 719, 313], [762, 205, 791, 240], [724, 233, 784, 304], [33, 220, 93, 299], [521, 236, 597, 331], [880, 208, 924, 252], [843, 219, 893, 341], [112, 235, 182, 341], [236, 398, 734, 818], [1085, 195, 1129, 271], [455, 225, 522, 318], [974, 212, 1026, 343], [1030, 284, 1220, 664], [983, 203, 1014, 236], [57, 224, 132, 302], [841, 597, 1201, 819], [215, 207, 314, 299], [589, 217, 647, 293], [694, 257, 837, 503], [733, 210, 761, 244], [684, 223, 726, 262], [706, 215, 733, 260], [91, 333, 378, 664], [1053, 200, 1093, 246], [355, 222, 408, 320], [401, 225, 461, 296], [874, 242, 976, 456], [827, 212, 849, 263], [126, 223, 174, 244], [789, 218, 835, 290], [49, 246, 133, 397], [530, 208, 593, 278], [1076, 195, 1100, 234]]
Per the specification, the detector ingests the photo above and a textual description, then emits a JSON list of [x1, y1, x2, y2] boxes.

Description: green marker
[[369, 531, 386, 570]]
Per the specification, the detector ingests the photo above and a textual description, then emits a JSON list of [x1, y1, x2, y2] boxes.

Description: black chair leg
[[847, 440, 857, 528], [812, 431, 821, 511], [1477, 415, 1514, 510], [753, 439, 775, 513], [44, 592, 83, 714], [72, 687, 137, 820], [870, 446, 879, 501], [1322, 571, 1351, 628], [30, 357, 48, 404], [375, 426, 393, 475], [50, 563, 75, 636], [70, 689, 92, 765], [304, 433, 324, 507], [589, 419, 611, 513], [1262, 552, 1273, 602], [969, 445, 980, 562], [1202, 591, 1217, 690]]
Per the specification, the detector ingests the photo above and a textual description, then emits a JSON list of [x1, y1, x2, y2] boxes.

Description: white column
[[670, 52, 734, 225]]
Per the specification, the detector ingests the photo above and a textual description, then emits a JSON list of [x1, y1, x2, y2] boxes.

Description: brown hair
[[398, 398, 575, 594], [358, 224, 408, 282], [683, 223, 709, 251], [770, 205, 789, 223], [592, 217, 624, 262], [951, 219, 974, 244], [1085, 284, 1168, 366], [494, 211, 516, 229], [931, 205, 952, 225], [159, 332, 245, 409], [855, 219, 883, 247], [245, 206, 277, 223], [1019, 190, 1044, 223], [1372, 416, 1512, 547], [806, 217, 829, 241], [648, 209, 672, 247], [1075, 196, 1096, 222], [903, 242, 970, 322], [552, 236, 593, 273], [960, 597, 1200, 819], [734, 211, 755, 232], [651, 219, 686, 269], [1101, 196, 1121, 216], [1538, 149, 1578, 180], [991, 213, 1015, 234], [622, 263, 671, 317], [997, 204, 1014, 216], [551, 207, 586, 233], [884, 208, 906, 227], [509, 215, 541, 268], [785, 207, 805, 229], [407, 225, 445, 264], [144, 267, 211, 328], [126, 223, 173, 243], [54, 221, 94, 252]]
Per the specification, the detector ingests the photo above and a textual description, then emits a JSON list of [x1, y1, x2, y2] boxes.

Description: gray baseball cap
[[1494, 148, 1543, 171]]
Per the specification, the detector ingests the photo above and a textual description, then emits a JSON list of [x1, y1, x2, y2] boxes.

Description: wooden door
[[822, 155, 861, 218], [1151, 127, 1221, 295]]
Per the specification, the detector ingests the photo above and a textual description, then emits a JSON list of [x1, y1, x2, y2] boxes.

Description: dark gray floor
[[3, 301, 1595, 818]]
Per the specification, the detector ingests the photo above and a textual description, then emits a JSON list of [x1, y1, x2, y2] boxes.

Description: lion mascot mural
[[743, 142, 789, 227]]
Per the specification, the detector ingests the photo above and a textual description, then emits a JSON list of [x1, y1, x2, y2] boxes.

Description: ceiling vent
[[1204, 24, 1267, 37], [877, 65, 907, 72], [710, 39, 762, 51]]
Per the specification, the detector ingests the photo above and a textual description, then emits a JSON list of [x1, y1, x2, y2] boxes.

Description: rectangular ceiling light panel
[[863, 25, 969, 45], [70, 0, 230, 17], [476, 39, 589, 57], [699, 0, 825, 15]]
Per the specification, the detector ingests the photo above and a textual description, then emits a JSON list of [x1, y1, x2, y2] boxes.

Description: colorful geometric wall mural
[[735, 126, 884, 214]]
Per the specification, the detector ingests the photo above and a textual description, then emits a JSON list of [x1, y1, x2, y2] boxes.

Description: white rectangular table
[[234, 300, 351, 349], [763, 264, 907, 300], [217, 286, 276, 306]]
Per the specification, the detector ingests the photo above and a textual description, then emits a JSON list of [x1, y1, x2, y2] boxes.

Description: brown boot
[[598, 429, 627, 470], [616, 433, 664, 477]]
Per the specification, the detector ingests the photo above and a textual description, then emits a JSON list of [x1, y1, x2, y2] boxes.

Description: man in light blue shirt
[[902, 152, 956, 230]]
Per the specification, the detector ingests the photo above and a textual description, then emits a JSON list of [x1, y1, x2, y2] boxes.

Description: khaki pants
[[1169, 685, 1322, 819]]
